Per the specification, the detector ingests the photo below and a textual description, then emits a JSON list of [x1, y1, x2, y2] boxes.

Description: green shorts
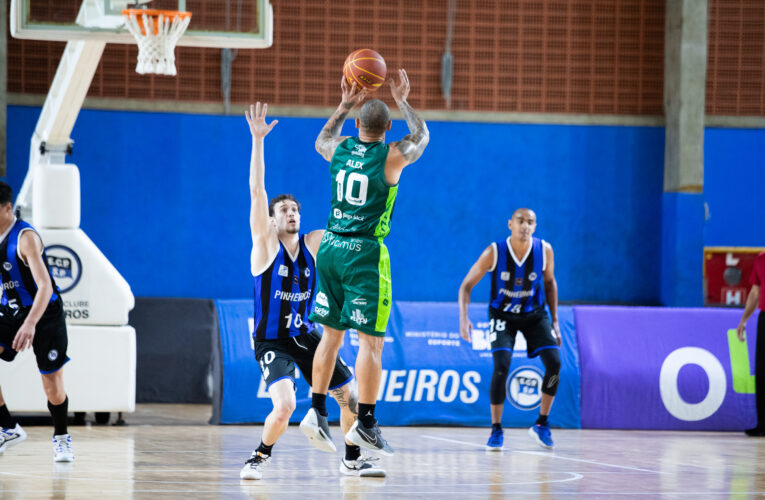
[[308, 232, 392, 336]]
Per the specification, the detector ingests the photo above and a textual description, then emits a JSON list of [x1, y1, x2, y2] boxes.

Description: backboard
[[10, 0, 273, 49]]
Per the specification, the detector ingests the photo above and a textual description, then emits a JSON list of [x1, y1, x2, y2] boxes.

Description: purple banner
[[577, 306, 759, 430]]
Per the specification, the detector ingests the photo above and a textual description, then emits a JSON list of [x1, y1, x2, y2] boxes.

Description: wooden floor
[[1, 404, 764, 499]]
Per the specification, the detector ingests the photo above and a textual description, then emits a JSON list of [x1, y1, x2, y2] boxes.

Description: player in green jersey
[[300, 70, 429, 457]]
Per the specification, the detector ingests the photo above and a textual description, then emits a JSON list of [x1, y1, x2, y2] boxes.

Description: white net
[[123, 11, 191, 76]]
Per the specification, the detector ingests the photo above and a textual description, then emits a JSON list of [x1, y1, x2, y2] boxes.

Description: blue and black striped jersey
[[253, 234, 317, 340], [0, 219, 60, 308], [490, 236, 546, 314]]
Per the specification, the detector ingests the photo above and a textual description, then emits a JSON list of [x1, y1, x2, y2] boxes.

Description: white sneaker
[[339, 455, 386, 477], [240, 451, 271, 480], [53, 434, 74, 462], [0, 434, 5, 454], [1, 424, 27, 451], [299, 408, 337, 453]]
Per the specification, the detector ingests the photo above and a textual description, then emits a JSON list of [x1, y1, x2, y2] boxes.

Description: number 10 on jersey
[[336, 169, 368, 206]]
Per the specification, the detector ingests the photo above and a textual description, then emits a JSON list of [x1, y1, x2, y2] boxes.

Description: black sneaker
[[299, 407, 337, 452], [745, 426, 765, 437], [345, 420, 394, 456]]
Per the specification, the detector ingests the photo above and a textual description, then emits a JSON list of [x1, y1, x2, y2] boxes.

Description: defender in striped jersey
[[0, 181, 73, 462], [302, 70, 429, 459], [459, 208, 562, 451], [241, 103, 384, 480]]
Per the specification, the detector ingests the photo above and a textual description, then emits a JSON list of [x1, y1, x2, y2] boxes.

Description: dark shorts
[[254, 329, 353, 390], [488, 307, 559, 358], [0, 297, 70, 373]]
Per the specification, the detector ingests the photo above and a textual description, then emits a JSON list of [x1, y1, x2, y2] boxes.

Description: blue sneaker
[[529, 424, 554, 449], [485, 428, 504, 451]]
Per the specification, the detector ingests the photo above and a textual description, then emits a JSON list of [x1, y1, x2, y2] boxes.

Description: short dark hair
[[359, 99, 391, 135], [268, 194, 301, 216], [0, 181, 13, 206]]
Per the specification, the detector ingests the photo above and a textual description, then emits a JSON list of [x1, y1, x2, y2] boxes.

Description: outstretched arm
[[245, 102, 279, 274], [386, 69, 430, 177], [458, 244, 495, 342], [542, 242, 561, 346], [315, 77, 369, 161]]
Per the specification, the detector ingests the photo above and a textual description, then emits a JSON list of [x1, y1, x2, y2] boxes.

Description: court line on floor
[[421, 434, 665, 474]]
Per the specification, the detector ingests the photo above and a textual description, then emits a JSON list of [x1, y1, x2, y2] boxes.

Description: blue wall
[[704, 128, 765, 247], [7, 105, 721, 303]]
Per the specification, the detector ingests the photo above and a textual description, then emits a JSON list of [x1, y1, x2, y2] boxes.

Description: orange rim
[[122, 9, 192, 35]]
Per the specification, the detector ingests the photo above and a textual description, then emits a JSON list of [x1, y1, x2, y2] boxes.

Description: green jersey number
[[336, 169, 368, 207]]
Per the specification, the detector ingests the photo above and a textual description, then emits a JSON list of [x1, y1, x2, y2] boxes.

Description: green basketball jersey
[[325, 137, 398, 238]]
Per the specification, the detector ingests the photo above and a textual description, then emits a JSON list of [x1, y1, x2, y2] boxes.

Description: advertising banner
[[215, 300, 581, 428], [576, 306, 758, 430]]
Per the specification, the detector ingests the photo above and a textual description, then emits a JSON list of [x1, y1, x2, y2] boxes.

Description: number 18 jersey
[[326, 137, 397, 238]]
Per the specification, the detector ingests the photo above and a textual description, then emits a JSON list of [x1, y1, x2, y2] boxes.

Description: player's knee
[[273, 398, 296, 422], [492, 350, 512, 377], [541, 349, 561, 375]]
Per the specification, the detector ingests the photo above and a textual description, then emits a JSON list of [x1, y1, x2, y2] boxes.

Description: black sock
[[47, 396, 68, 436], [345, 443, 361, 461], [358, 403, 376, 428], [311, 393, 328, 417], [0, 404, 16, 429], [536, 414, 549, 426], [492, 423, 502, 433], [256, 441, 274, 456]]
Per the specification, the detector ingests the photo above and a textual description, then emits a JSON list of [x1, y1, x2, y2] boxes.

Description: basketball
[[343, 49, 386, 91]]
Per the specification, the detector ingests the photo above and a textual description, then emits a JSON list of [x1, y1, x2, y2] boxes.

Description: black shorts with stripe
[[254, 329, 353, 390], [0, 297, 69, 373], [488, 306, 559, 358]]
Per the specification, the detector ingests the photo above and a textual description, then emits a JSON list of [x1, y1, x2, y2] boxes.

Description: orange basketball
[[343, 49, 386, 91]]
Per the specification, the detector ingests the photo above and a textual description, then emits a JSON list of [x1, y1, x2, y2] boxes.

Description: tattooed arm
[[315, 77, 369, 162], [385, 69, 430, 184]]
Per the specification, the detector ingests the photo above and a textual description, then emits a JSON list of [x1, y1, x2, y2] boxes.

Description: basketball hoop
[[122, 9, 192, 76]]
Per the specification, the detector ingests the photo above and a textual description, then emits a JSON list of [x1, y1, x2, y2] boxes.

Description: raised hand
[[340, 76, 369, 110], [245, 102, 278, 139], [389, 68, 410, 103]]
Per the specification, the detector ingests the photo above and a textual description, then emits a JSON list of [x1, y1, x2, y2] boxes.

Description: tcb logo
[[45, 245, 82, 293], [506, 366, 543, 410]]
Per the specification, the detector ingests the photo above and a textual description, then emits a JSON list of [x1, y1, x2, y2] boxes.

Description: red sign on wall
[[704, 247, 764, 306]]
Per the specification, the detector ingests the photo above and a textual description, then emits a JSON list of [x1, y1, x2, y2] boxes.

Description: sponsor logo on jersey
[[342, 213, 366, 222], [500, 271, 510, 281], [334, 208, 342, 219], [47, 349, 59, 361], [274, 290, 312, 301], [498, 288, 534, 299], [529, 272, 538, 281], [351, 144, 367, 157], [515, 278, 523, 286], [506, 366, 543, 410], [2, 262, 11, 271], [351, 297, 367, 305], [313, 306, 329, 317], [45, 245, 83, 293], [304, 267, 310, 278], [278, 265, 289, 277], [350, 309, 368, 325], [316, 291, 329, 307], [321, 232, 363, 252], [1, 280, 20, 291]]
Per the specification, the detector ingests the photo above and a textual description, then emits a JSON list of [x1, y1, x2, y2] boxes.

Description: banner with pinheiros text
[[214, 300, 581, 428]]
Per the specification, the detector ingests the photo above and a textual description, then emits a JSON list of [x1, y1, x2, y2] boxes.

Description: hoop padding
[[122, 9, 192, 76]]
